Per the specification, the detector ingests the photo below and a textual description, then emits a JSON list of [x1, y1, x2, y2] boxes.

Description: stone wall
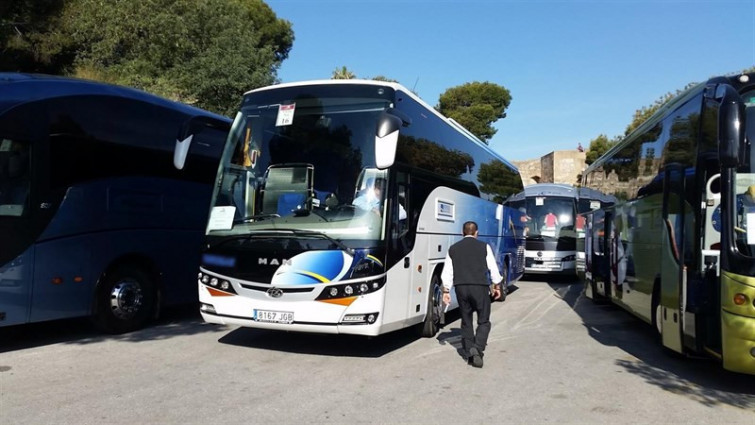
[[513, 158, 541, 185], [513, 150, 586, 187]]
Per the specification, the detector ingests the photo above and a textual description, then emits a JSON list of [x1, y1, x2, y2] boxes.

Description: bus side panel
[[30, 236, 92, 322], [408, 187, 507, 318], [0, 249, 34, 326]]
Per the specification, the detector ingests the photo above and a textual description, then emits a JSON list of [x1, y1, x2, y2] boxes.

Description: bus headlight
[[198, 271, 237, 295], [316, 277, 386, 300], [733, 293, 748, 306], [200, 303, 216, 314], [341, 312, 379, 325]]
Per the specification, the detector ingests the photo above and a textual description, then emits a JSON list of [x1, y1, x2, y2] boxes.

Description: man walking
[[441, 221, 503, 368]]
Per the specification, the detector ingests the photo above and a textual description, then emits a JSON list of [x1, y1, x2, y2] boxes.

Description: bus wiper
[[233, 213, 280, 224], [274, 228, 355, 256], [207, 233, 256, 249]]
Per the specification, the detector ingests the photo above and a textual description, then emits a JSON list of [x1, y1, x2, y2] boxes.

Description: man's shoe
[[469, 348, 484, 368]]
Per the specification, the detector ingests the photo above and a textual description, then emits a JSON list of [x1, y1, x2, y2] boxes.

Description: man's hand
[[442, 292, 451, 306], [491, 284, 502, 301]]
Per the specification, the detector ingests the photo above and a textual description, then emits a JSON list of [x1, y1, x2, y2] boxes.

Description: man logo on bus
[[259, 258, 292, 266]]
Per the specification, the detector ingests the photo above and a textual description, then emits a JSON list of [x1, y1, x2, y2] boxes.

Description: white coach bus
[[179, 80, 525, 337]]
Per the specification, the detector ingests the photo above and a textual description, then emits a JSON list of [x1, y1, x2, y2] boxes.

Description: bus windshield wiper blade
[[274, 228, 355, 256], [207, 233, 255, 249], [233, 213, 280, 224]]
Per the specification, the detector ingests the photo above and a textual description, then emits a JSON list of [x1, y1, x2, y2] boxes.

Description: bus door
[[387, 171, 415, 321], [0, 102, 47, 326], [701, 173, 722, 352], [660, 164, 685, 353], [590, 209, 611, 299]]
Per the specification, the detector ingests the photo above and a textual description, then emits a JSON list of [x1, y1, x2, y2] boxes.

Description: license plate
[[253, 309, 294, 324]]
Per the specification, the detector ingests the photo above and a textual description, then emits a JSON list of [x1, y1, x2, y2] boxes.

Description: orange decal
[[317, 297, 357, 306], [207, 287, 234, 297]]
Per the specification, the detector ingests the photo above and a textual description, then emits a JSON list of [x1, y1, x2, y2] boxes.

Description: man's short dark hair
[[462, 221, 478, 236]]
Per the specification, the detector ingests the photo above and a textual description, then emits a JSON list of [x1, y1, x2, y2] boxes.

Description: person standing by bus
[[441, 221, 503, 368]]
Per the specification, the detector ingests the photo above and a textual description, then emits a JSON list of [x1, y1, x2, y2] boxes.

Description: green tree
[[625, 83, 696, 135], [0, 0, 68, 73], [585, 134, 620, 165], [437, 81, 511, 144], [31, 0, 292, 116], [477, 160, 523, 203], [331, 66, 356, 79], [371, 75, 398, 83], [396, 135, 474, 178]]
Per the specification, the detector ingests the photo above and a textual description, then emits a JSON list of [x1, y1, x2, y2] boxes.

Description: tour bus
[[505, 183, 579, 275], [0, 73, 230, 333], [184, 79, 525, 337], [580, 71, 755, 374]]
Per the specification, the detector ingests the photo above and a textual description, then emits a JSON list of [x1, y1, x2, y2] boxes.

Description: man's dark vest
[[448, 236, 488, 286]]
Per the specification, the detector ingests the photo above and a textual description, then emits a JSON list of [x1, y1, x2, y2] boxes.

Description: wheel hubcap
[[655, 304, 663, 335], [433, 285, 443, 323], [109, 279, 143, 320]]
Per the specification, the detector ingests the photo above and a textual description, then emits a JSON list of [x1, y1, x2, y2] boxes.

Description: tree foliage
[[0, 0, 68, 73], [585, 134, 619, 165], [625, 83, 697, 135], [477, 160, 522, 203], [331, 66, 356, 79], [370, 75, 398, 83], [437, 81, 511, 144], [396, 135, 474, 178], [1, 0, 293, 116], [330, 67, 400, 83]]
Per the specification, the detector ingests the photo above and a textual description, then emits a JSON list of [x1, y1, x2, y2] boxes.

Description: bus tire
[[497, 263, 508, 302], [417, 273, 442, 338], [93, 266, 156, 334], [651, 282, 662, 338], [588, 278, 600, 303]]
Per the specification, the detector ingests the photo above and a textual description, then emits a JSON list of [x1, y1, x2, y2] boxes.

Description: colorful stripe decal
[[317, 297, 357, 306], [207, 287, 234, 297]]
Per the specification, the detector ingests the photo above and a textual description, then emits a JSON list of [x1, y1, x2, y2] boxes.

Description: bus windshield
[[207, 87, 394, 243], [524, 196, 576, 239]]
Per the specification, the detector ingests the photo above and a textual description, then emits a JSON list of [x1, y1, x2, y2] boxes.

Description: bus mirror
[[174, 134, 193, 170], [375, 112, 402, 169], [716, 84, 745, 169], [174, 115, 231, 170]]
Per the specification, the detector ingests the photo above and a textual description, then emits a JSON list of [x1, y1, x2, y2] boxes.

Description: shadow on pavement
[[217, 324, 422, 358], [0, 303, 223, 353], [545, 279, 755, 409]]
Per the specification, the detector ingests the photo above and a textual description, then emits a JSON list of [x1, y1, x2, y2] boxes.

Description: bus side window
[[0, 139, 30, 215]]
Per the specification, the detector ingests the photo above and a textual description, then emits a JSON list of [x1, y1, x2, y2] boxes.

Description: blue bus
[[505, 183, 580, 275], [181, 79, 525, 337], [0, 73, 230, 333]]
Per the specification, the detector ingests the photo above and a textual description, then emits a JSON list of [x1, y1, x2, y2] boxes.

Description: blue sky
[[266, 0, 754, 162]]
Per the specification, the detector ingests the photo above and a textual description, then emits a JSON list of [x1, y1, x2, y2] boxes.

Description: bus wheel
[[417, 274, 442, 338], [497, 264, 508, 302], [94, 266, 156, 334], [651, 284, 662, 338]]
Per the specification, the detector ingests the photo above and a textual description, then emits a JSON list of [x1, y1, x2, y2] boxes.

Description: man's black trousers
[[454, 284, 492, 358]]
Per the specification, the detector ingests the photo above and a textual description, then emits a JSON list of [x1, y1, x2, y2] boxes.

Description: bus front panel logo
[[266, 287, 283, 298]]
